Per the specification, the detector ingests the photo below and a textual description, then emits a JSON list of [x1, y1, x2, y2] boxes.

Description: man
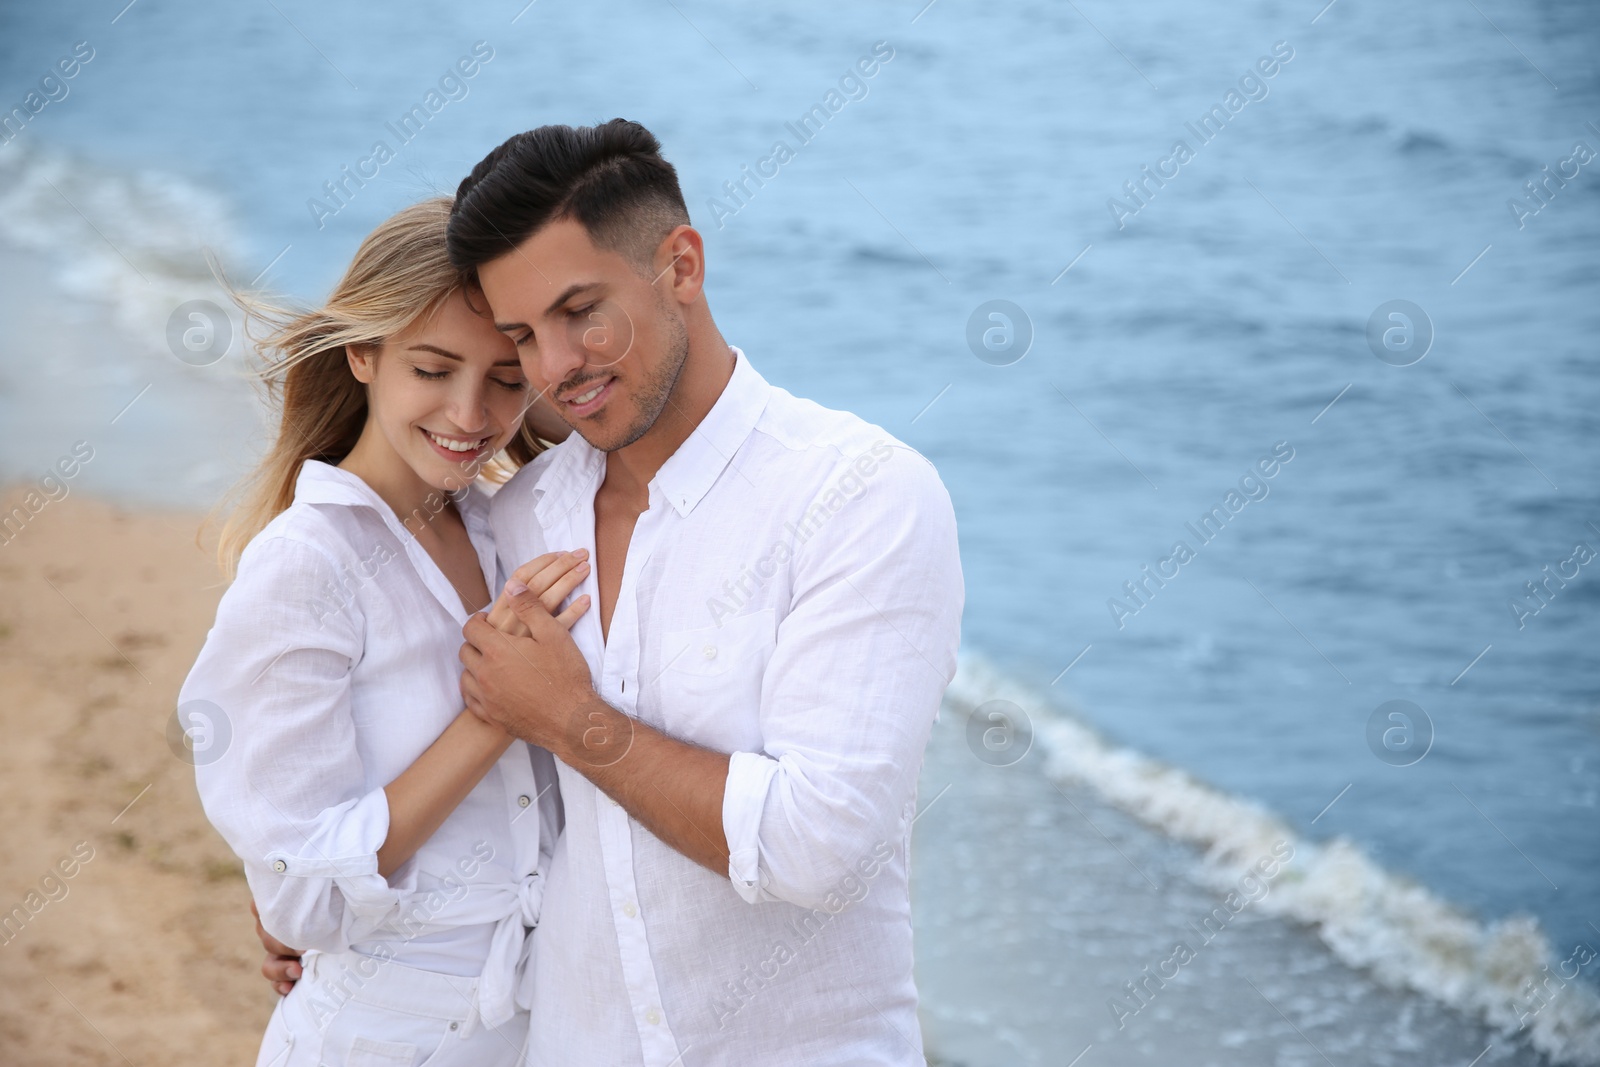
[[265, 118, 963, 1065]]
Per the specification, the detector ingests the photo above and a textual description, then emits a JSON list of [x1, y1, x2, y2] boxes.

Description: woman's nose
[[447, 380, 490, 433]]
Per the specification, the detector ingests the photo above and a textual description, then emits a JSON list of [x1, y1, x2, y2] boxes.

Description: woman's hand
[[485, 549, 591, 637], [378, 554, 590, 880]]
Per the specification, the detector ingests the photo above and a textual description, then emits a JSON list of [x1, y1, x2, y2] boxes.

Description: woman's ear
[[346, 342, 378, 384]]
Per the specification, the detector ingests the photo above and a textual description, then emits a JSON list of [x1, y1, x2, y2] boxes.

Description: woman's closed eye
[[410, 365, 526, 391]]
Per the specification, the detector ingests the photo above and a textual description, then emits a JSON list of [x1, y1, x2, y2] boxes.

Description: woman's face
[[349, 289, 560, 493]]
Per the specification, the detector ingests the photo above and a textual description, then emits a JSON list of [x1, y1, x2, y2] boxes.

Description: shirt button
[[702, 643, 717, 659], [272, 860, 287, 873], [517, 794, 532, 808], [646, 1009, 661, 1025], [623, 902, 637, 918]]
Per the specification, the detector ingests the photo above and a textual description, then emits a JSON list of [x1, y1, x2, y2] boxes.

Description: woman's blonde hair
[[213, 196, 544, 577]]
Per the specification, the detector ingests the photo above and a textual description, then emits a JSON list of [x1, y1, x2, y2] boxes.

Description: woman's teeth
[[426, 431, 488, 453]]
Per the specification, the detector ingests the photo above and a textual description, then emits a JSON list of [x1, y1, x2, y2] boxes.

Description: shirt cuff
[[722, 750, 779, 903], [262, 786, 400, 930]]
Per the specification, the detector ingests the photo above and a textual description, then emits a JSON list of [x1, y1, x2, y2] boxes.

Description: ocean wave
[[945, 653, 1600, 1066], [0, 140, 241, 359]]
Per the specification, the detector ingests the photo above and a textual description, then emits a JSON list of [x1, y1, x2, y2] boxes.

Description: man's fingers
[[259, 928, 299, 957], [553, 593, 592, 631], [263, 952, 302, 989], [265, 955, 302, 980], [461, 613, 497, 656], [460, 667, 483, 710]]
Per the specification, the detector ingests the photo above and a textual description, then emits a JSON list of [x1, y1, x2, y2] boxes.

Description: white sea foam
[[945, 653, 1600, 1066], [0, 140, 241, 359]]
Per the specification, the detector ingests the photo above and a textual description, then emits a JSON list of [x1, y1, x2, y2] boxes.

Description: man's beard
[[589, 298, 690, 454]]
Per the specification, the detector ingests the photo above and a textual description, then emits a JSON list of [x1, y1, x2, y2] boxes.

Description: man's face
[[476, 217, 689, 453]]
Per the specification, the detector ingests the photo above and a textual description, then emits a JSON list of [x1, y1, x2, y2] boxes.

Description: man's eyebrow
[[408, 343, 520, 368], [491, 281, 605, 334], [542, 281, 603, 318]]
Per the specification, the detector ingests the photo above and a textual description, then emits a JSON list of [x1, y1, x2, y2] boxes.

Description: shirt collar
[[293, 458, 490, 529], [533, 345, 770, 525], [292, 459, 498, 622]]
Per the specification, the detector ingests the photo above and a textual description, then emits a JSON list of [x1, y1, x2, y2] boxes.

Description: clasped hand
[[460, 549, 601, 754]]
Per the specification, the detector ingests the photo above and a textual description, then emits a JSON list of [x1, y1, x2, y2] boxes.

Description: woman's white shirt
[[180, 459, 558, 1029]]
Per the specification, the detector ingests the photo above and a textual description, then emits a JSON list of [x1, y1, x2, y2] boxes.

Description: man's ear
[[655, 224, 705, 305], [346, 342, 378, 384]]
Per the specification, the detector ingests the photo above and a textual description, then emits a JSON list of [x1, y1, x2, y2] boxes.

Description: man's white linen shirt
[[490, 347, 964, 1066]]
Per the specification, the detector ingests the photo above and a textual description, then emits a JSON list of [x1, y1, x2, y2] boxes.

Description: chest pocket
[[655, 608, 776, 749]]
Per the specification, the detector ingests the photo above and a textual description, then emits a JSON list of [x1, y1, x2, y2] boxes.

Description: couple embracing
[[180, 118, 964, 1066]]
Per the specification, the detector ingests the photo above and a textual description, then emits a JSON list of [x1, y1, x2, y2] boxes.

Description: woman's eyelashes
[[409, 365, 527, 391]]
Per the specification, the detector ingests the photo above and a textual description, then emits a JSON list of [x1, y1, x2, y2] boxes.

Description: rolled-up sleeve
[[721, 446, 964, 908], [184, 534, 402, 951]]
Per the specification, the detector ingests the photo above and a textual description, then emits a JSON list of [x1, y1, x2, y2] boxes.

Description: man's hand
[[460, 582, 603, 756], [252, 899, 302, 996], [467, 568, 731, 875]]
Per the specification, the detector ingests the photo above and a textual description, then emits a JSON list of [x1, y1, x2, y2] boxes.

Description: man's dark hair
[[447, 118, 690, 277]]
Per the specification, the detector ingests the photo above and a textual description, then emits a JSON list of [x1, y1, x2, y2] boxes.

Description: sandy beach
[[0, 489, 266, 1065]]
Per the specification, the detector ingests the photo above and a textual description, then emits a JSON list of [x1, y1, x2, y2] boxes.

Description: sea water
[[1, 0, 1596, 1062]]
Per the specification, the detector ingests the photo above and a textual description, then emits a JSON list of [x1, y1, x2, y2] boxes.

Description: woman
[[180, 198, 578, 1066]]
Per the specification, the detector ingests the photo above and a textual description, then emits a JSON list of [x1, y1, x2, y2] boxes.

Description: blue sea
[[2, 1, 1596, 1062]]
